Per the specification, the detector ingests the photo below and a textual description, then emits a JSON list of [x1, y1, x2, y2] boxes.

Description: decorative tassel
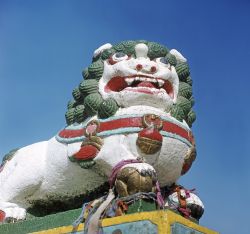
[[72, 203, 89, 228], [86, 189, 115, 234], [155, 181, 164, 208]]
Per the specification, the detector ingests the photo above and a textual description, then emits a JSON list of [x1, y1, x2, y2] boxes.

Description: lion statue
[[0, 40, 204, 223]]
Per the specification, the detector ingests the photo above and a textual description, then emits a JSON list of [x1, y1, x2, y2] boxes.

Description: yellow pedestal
[[32, 210, 218, 234]]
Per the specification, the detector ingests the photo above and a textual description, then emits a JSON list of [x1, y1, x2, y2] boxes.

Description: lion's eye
[[109, 52, 129, 65], [155, 57, 170, 67], [112, 52, 128, 61], [155, 57, 169, 66], [115, 52, 127, 58], [159, 57, 169, 65]]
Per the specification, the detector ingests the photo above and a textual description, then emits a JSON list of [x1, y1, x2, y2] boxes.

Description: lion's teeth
[[126, 77, 162, 85], [158, 80, 164, 87], [125, 78, 134, 85], [139, 77, 146, 81], [137, 77, 157, 83], [145, 78, 155, 82]]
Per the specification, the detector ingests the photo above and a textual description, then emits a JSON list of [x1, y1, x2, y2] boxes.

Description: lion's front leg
[[0, 141, 48, 223], [94, 135, 163, 205], [0, 202, 26, 223]]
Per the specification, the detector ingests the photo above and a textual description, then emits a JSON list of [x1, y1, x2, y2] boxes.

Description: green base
[[0, 208, 81, 234], [0, 199, 156, 234], [127, 199, 157, 214]]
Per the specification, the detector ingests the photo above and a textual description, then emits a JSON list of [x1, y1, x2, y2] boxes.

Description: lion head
[[98, 42, 179, 111], [65, 40, 195, 127]]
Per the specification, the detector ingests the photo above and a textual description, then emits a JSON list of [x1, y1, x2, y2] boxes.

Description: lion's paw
[[0, 202, 26, 223], [115, 166, 157, 197]]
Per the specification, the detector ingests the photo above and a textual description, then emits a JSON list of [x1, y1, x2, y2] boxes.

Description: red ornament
[[0, 210, 5, 222], [138, 127, 163, 142], [181, 146, 196, 175], [74, 145, 99, 160], [73, 120, 103, 162], [136, 114, 163, 154]]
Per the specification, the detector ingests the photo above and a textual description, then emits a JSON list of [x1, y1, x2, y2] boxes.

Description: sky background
[[0, 1, 249, 233]]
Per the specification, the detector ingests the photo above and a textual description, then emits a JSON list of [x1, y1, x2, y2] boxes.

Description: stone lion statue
[[0, 40, 204, 223]]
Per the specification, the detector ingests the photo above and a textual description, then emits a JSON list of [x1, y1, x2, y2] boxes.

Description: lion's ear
[[93, 43, 112, 58], [170, 49, 187, 63]]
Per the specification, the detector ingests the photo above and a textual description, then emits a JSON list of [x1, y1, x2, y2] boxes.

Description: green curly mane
[[65, 40, 196, 127]]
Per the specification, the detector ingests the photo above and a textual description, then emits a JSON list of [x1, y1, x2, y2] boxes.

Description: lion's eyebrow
[[94, 43, 112, 58]]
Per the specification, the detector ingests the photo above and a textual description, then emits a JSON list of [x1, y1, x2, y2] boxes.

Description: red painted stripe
[[99, 117, 142, 132], [59, 129, 84, 138], [162, 122, 193, 143], [58, 117, 194, 144]]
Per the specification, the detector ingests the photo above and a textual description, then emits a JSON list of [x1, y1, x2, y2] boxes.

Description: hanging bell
[[136, 114, 163, 154], [181, 146, 196, 175], [73, 120, 103, 160]]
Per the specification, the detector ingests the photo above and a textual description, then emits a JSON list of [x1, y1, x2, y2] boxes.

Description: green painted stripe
[[0, 208, 81, 234]]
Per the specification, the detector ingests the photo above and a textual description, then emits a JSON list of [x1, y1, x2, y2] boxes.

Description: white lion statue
[[0, 40, 204, 223]]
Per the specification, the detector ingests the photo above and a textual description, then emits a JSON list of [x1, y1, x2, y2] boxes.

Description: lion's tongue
[[136, 81, 155, 88]]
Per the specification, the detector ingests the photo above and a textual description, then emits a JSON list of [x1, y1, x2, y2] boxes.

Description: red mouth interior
[[104, 76, 174, 99]]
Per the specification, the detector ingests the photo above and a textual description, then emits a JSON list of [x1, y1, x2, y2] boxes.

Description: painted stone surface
[[0, 210, 218, 234], [0, 40, 204, 224], [100, 220, 157, 234]]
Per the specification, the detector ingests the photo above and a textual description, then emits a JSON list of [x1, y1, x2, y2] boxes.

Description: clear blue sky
[[0, 1, 249, 233]]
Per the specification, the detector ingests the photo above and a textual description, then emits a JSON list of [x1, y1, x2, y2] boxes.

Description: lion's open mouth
[[104, 75, 174, 99]]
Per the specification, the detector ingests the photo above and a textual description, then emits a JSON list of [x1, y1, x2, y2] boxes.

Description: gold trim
[[136, 136, 162, 154]]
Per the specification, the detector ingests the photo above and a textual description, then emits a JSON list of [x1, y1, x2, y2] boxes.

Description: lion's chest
[[94, 132, 190, 186], [57, 106, 192, 186]]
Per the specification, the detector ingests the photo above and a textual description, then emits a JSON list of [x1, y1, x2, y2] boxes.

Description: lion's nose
[[136, 63, 158, 74], [134, 43, 157, 74]]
